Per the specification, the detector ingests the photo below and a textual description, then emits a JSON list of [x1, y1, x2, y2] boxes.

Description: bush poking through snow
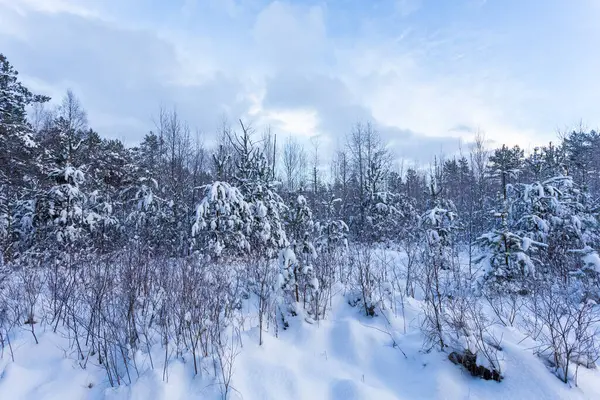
[[526, 282, 600, 385], [448, 350, 503, 382]]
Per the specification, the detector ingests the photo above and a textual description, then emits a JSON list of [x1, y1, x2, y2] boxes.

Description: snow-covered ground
[[2, 290, 600, 400]]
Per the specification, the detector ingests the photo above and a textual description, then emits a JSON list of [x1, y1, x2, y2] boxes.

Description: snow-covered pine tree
[[283, 195, 317, 304], [421, 204, 459, 272], [192, 181, 252, 259], [516, 175, 600, 292], [488, 144, 524, 202], [228, 120, 288, 260], [477, 183, 540, 296], [477, 144, 538, 296], [314, 195, 348, 254], [33, 162, 111, 328], [364, 191, 417, 245], [86, 189, 118, 254], [214, 121, 292, 336], [286, 195, 316, 261], [562, 129, 599, 193], [0, 54, 49, 264], [247, 182, 288, 260], [123, 177, 160, 251]]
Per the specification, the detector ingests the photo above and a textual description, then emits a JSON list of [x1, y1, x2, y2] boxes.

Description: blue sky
[[1, 0, 599, 162]]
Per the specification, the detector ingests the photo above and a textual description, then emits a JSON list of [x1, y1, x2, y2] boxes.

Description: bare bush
[[348, 245, 376, 317], [527, 283, 600, 385]]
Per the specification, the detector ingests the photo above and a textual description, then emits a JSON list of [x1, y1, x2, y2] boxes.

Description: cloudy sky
[[1, 0, 599, 163]]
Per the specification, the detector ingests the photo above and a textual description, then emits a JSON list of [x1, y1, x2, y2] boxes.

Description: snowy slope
[[1, 291, 600, 400]]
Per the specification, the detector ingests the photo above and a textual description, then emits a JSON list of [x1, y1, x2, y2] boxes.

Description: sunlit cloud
[[1, 0, 599, 163]]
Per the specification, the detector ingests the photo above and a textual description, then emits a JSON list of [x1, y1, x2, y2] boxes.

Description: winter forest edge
[[2, 52, 600, 398]]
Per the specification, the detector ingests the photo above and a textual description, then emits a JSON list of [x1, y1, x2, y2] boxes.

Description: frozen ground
[[1, 291, 600, 400]]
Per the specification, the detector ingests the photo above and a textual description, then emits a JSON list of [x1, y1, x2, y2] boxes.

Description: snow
[[522, 237, 532, 252], [280, 246, 297, 268], [583, 249, 600, 273], [2, 286, 600, 399], [255, 201, 267, 218], [310, 277, 320, 291]]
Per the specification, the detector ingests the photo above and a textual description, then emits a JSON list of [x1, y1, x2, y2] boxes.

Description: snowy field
[[2, 287, 600, 400]]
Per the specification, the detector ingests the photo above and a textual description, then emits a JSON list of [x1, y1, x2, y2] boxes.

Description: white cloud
[[330, 28, 547, 152], [252, 1, 328, 73], [2, 0, 596, 165], [0, 0, 99, 18], [260, 109, 320, 138]]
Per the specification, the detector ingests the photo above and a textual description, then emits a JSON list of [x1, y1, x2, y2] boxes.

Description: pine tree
[[0, 54, 49, 264], [283, 195, 317, 304], [364, 191, 416, 245], [488, 144, 524, 201], [563, 129, 598, 193], [478, 144, 537, 294], [192, 181, 252, 259], [477, 183, 540, 295], [517, 176, 600, 290], [228, 121, 288, 260]]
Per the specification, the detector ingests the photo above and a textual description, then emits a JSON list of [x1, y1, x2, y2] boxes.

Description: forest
[[2, 52, 600, 398]]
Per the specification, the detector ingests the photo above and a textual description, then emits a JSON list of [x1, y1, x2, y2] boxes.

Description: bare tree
[[30, 102, 53, 133], [309, 135, 321, 194], [212, 118, 236, 181], [261, 125, 277, 181], [282, 135, 307, 193], [346, 122, 390, 231], [348, 245, 376, 317], [57, 89, 88, 133]]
